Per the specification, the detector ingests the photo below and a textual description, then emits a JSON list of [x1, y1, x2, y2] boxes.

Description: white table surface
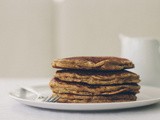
[[1, 78, 160, 120]]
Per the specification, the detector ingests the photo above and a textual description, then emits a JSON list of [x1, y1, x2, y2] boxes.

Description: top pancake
[[52, 56, 134, 70]]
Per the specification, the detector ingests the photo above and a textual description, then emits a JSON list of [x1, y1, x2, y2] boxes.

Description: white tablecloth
[[1, 78, 160, 120]]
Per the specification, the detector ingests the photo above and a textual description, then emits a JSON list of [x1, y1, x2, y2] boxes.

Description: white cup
[[120, 34, 160, 87]]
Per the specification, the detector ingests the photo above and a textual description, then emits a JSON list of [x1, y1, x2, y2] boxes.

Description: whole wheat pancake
[[57, 98, 136, 103], [56, 93, 137, 103], [55, 93, 136, 100], [54, 70, 140, 85], [57, 96, 137, 103], [50, 79, 140, 95], [52, 56, 134, 70]]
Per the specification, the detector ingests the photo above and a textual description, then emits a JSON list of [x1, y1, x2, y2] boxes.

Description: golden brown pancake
[[50, 79, 140, 95], [54, 70, 140, 85], [55, 93, 137, 103], [57, 98, 136, 103], [52, 56, 134, 70], [55, 93, 136, 100], [50, 56, 140, 103]]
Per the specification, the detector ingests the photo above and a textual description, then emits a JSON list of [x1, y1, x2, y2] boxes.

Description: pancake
[[52, 56, 134, 70], [57, 98, 136, 103], [55, 93, 137, 103], [50, 79, 140, 95], [54, 70, 140, 85], [54, 93, 136, 100]]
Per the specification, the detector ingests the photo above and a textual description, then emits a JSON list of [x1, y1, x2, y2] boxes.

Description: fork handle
[[20, 86, 40, 96]]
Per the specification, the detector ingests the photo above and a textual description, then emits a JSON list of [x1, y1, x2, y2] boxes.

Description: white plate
[[9, 85, 160, 111]]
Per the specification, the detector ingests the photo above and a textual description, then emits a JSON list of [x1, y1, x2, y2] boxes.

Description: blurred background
[[0, 0, 160, 78]]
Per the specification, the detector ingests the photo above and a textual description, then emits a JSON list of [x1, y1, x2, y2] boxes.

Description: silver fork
[[20, 86, 60, 102]]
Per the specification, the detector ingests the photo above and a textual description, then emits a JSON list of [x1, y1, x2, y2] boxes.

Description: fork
[[20, 86, 60, 102]]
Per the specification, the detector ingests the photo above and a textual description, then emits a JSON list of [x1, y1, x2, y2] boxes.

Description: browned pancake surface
[[54, 70, 140, 85], [55, 93, 136, 100], [52, 56, 134, 70], [56, 93, 137, 103], [50, 79, 140, 95]]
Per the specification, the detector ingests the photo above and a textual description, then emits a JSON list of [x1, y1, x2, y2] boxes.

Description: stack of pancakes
[[50, 57, 140, 103]]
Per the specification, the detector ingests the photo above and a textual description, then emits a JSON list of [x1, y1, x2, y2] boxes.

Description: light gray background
[[0, 0, 160, 78]]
